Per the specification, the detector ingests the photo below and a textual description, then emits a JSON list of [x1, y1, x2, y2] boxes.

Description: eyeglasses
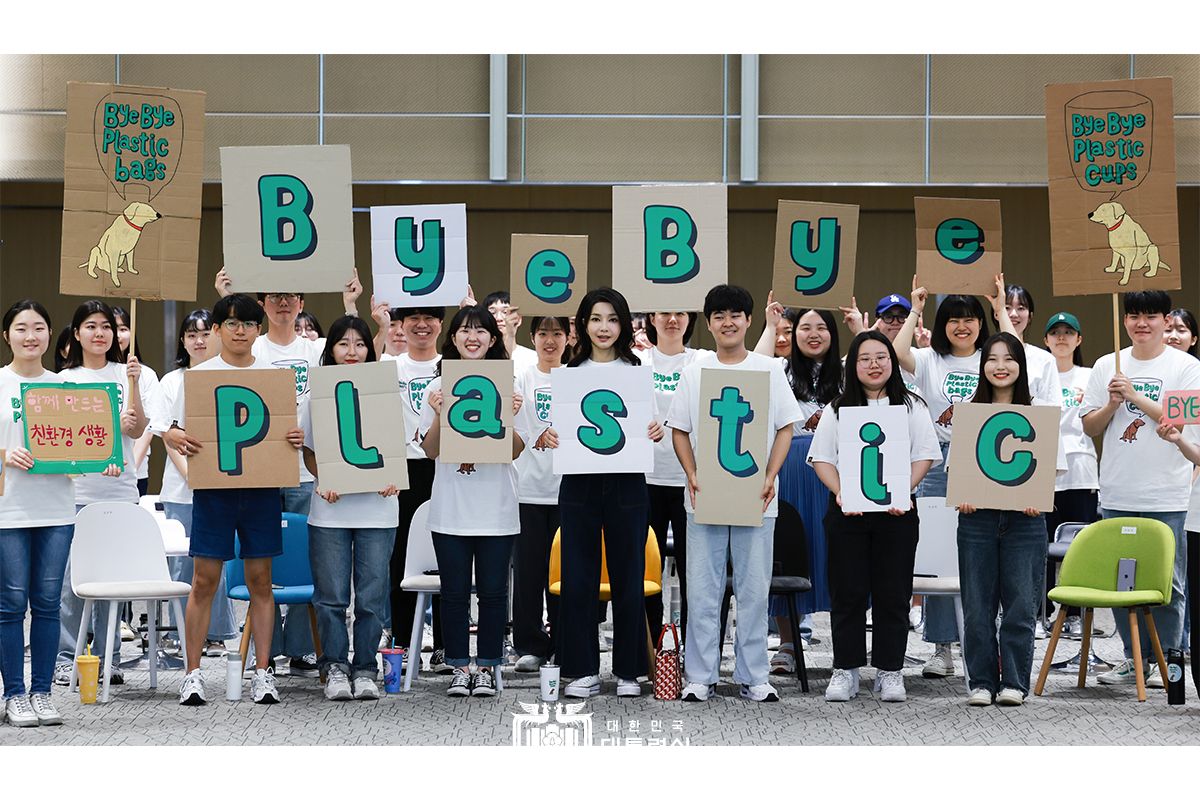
[[221, 319, 260, 332], [856, 354, 891, 366], [264, 293, 300, 303], [879, 313, 908, 324]]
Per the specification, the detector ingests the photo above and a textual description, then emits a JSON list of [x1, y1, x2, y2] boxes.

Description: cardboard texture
[[184, 369, 299, 490], [370, 204, 469, 308], [945, 403, 1060, 512], [611, 184, 728, 312], [1045, 78, 1179, 296], [551, 365, 654, 474], [771, 200, 859, 311], [837, 406, 912, 514], [509, 234, 589, 317], [21, 383, 122, 474], [310, 362, 410, 495], [1162, 390, 1200, 425], [60, 82, 205, 301], [694, 368, 770, 527], [439, 360, 515, 465], [221, 145, 355, 293], [915, 197, 1002, 296]]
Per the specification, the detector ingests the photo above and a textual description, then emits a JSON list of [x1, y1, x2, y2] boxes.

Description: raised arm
[[894, 275, 927, 375], [754, 290, 783, 356]]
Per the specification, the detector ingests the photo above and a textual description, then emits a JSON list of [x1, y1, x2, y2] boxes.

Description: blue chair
[[226, 513, 323, 666]]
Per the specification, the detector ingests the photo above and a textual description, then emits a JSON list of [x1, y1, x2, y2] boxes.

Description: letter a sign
[[695, 369, 770, 526]]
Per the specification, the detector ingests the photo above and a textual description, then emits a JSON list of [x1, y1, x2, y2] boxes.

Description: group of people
[[2, 265, 1198, 727]]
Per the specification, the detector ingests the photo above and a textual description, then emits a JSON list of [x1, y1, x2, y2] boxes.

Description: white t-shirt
[[299, 401, 399, 529], [911, 348, 982, 444], [806, 397, 943, 476], [1025, 344, 1064, 426], [60, 361, 149, 505], [1055, 365, 1098, 492], [170, 353, 275, 426], [417, 376, 529, 536], [1082, 346, 1200, 512], [666, 351, 803, 518], [149, 367, 192, 504], [781, 357, 834, 436], [251, 335, 322, 483], [1186, 472, 1200, 532], [381, 352, 441, 460], [648, 346, 713, 486], [134, 364, 160, 481], [512, 344, 538, 373], [514, 363, 559, 504], [0, 366, 76, 528]]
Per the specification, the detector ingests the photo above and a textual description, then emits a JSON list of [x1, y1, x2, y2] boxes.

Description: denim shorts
[[190, 487, 283, 561]]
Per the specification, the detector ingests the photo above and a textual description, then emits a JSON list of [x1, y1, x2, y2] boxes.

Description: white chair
[[913, 497, 970, 693], [398, 501, 501, 692], [68, 502, 193, 701]]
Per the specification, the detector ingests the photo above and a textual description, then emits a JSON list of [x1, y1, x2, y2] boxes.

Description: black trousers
[[388, 458, 441, 650], [513, 503, 561, 660], [646, 483, 687, 644], [1189, 530, 1198, 691], [825, 497, 919, 671], [556, 473, 648, 680], [1045, 488, 1098, 616]]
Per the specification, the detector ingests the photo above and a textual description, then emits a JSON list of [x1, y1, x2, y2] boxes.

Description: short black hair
[[213, 293, 266, 325], [392, 306, 445, 321], [529, 316, 570, 337], [1005, 284, 1035, 316], [175, 308, 214, 368], [320, 315, 378, 366], [482, 291, 511, 309], [702, 284, 754, 319], [2, 299, 52, 359], [930, 295, 990, 356], [1123, 290, 1172, 317]]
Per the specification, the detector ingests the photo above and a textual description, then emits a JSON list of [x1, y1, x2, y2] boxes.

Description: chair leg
[[70, 599, 92, 692], [172, 598, 189, 673], [1035, 606, 1069, 696], [788, 593, 809, 694], [102, 601, 118, 703], [239, 610, 253, 665], [402, 593, 426, 693], [148, 601, 158, 689], [1077, 608, 1094, 689], [953, 595, 970, 694], [644, 612, 657, 693], [1128, 609, 1146, 702], [1140, 607, 1170, 687]]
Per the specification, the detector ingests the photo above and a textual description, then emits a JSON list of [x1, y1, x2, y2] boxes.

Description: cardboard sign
[[914, 197, 1002, 296], [1162, 391, 1200, 426], [370, 204, 469, 308], [1046, 78, 1179, 296], [184, 369, 300, 490], [837, 406, 912, 514], [771, 200, 859, 310], [310, 362, 410, 495], [60, 82, 206, 301], [612, 184, 728, 312], [21, 384, 122, 474], [945, 403, 1060, 512], [509, 234, 589, 317], [551, 365, 654, 474], [694, 368, 770, 526], [439, 360, 515, 465], [221, 145, 355, 293]]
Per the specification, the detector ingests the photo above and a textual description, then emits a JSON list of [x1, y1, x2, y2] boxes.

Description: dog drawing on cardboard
[[1088, 201, 1171, 287], [78, 202, 161, 289]]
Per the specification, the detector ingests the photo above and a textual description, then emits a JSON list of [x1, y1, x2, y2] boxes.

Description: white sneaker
[[680, 682, 711, 702], [514, 654, 544, 673], [1064, 616, 1084, 639], [874, 670, 906, 702], [323, 667, 353, 701], [739, 682, 780, 702], [616, 678, 641, 697], [53, 662, 73, 687], [825, 668, 860, 702], [251, 668, 280, 704], [353, 676, 380, 700], [1147, 665, 1165, 689], [1034, 619, 1047, 640], [178, 669, 208, 706], [921, 645, 956, 678], [908, 605, 923, 630], [967, 688, 993, 706], [4, 695, 38, 727], [996, 687, 1024, 706], [1098, 658, 1158, 686], [29, 693, 62, 725], [120, 620, 137, 642], [563, 674, 601, 698], [770, 646, 796, 675], [598, 630, 610, 653]]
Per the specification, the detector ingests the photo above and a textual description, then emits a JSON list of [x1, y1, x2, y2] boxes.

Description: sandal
[[769, 644, 796, 675]]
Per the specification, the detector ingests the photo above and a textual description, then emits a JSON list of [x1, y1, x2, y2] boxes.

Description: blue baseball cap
[[875, 294, 912, 316]]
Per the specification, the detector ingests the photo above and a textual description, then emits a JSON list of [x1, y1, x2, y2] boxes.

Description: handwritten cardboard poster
[[551, 365, 654, 474], [221, 145, 355, 293], [509, 234, 589, 317], [184, 369, 299, 490], [439, 360, 515, 465], [945, 403, 1060, 512], [21, 383, 122, 474], [771, 200, 859, 311], [612, 184, 728, 312], [694, 368, 770, 526], [310, 362, 409, 495], [370, 204, 469, 308], [1046, 77, 1179, 295], [915, 197, 1002, 296], [836, 406, 912, 514], [61, 82, 206, 301]]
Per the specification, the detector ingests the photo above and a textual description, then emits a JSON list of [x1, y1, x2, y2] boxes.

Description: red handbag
[[653, 623, 683, 700]]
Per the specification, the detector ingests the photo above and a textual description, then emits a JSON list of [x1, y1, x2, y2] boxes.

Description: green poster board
[[22, 382, 123, 474]]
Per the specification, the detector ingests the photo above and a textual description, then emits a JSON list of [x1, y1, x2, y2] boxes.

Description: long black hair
[[1044, 315, 1085, 367], [786, 308, 842, 404], [973, 332, 1032, 406], [568, 287, 641, 367], [111, 305, 143, 362], [63, 300, 123, 369], [320, 315, 378, 366], [1168, 308, 1199, 358], [930, 295, 990, 356], [833, 331, 921, 412], [2, 299, 53, 360], [296, 311, 324, 340], [174, 309, 214, 368], [436, 305, 508, 376], [53, 327, 73, 372]]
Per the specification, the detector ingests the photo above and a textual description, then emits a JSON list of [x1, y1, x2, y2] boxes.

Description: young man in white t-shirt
[[1080, 290, 1200, 687], [667, 285, 803, 703]]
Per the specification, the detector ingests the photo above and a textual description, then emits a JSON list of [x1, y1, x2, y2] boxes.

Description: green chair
[[1034, 517, 1175, 702]]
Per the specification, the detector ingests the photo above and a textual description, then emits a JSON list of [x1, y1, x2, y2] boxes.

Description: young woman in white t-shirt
[[1164, 306, 1198, 660], [419, 306, 527, 698], [0, 300, 76, 727], [113, 304, 159, 498]]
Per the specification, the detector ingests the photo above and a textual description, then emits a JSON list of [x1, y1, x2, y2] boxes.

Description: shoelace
[[451, 671, 472, 687], [11, 695, 35, 716], [31, 694, 56, 715]]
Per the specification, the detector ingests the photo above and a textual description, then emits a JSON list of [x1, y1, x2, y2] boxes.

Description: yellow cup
[[76, 654, 100, 704]]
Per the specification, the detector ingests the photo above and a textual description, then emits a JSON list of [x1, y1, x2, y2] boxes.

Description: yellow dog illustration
[[78, 201, 161, 289], [1089, 201, 1171, 286]]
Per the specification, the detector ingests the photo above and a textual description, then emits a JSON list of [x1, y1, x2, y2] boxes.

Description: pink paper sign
[[1162, 391, 1200, 425]]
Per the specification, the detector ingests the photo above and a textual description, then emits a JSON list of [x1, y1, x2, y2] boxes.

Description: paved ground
[[3, 604, 1197, 746]]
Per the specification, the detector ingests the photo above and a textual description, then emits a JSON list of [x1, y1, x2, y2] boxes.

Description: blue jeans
[[0, 525, 73, 698], [432, 533, 515, 668], [1101, 508, 1187, 661], [163, 502, 237, 641], [958, 509, 1047, 696], [309, 525, 396, 678], [57, 505, 122, 665], [272, 482, 316, 658], [917, 440, 959, 644]]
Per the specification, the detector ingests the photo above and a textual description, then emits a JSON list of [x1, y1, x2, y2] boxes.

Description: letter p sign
[[214, 385, 270, 477]]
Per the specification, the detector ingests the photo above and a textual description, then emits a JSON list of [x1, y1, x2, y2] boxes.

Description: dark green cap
[[1044, 312, 1081, 336]]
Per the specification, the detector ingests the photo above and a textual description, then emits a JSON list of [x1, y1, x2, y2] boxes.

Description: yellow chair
[[549, 528, 663, 687]]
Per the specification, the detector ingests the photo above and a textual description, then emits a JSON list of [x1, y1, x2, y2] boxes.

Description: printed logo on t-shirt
[[405, 376, 435, 414], [534, 388, 552, 423], [801, 408, 823, 433], [941, 372, 978, 405], [11, 396, 21, 423], [1119, 418, 1145, 443], [273, 358, 310, 398], [1125, 378, 1162, 417], [654, 370, 682, 394], [1061, 386, 1084, 409]]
